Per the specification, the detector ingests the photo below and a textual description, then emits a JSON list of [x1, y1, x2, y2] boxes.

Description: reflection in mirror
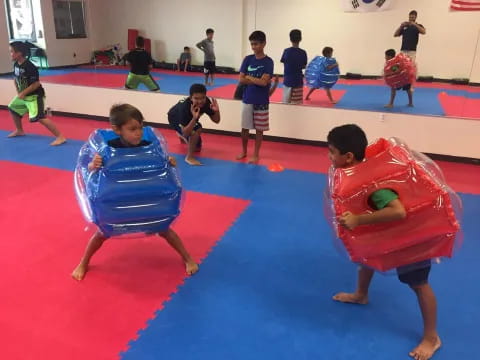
[[12, 0, 478, 121]]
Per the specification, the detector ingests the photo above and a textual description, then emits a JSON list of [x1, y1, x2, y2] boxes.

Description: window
[[52, 0, 86, 39], [4, 0, 36, 41]]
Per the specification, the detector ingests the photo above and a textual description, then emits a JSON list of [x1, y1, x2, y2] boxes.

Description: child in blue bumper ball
[[72, 104, 198, 281]]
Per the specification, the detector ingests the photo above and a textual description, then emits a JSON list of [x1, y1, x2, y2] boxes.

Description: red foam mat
[[0, 161, 249, 360]]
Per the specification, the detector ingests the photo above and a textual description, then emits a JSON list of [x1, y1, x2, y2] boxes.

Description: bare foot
[[236, 153, 247, 160], [332, 292, 368, 305], [384, 104, 394, 108], [185, 261, 199, 276], [71, 263, 88, 281], [331, 100, 338, 104], [50, 136, 67, 146], [7, 130, 25, 138], [248, 156, 259, 164], [408, 103, 414, 107], [185, 157, 202, 166], [409, 336, 441, 360], [305, 97, 310, 101]]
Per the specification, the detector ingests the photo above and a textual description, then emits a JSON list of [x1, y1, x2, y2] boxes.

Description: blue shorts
[[397, 260, 431, 287]]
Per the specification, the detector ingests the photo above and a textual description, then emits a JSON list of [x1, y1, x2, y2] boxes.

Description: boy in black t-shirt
[[394, 10, 426, 62], [7, 42, 66, 146], [167, 84, 220, 166], [124, 36, 160, 91]]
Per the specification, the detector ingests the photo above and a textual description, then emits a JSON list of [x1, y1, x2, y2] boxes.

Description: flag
[[450, 0, 480, 11], [343, 0, 394, 12]]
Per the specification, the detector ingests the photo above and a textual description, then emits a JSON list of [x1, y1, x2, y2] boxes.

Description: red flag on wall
[[451, 0, 480, 10]]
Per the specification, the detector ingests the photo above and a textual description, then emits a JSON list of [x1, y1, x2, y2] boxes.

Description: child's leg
[[185, 130, 202, 165], [184, 60, 189, 72], [408, 284, 441, 360], [38, 117, 66, 145], [176, 59, 180, 71], [158, 228, 198, 275], [407, 89, 414, 107], [236, 128, 249, 160], [71, 230, 108, 281], [249, 130, 263, 164], [210, 73, 215, 86], [204, 69, 209, 85], [333, 266, 374, 304], [398, 262, 440, 360], [385, 88, 396, 108], [326, 88, 337, 104], [305, 87, 316, 100], [8, 112, 25, 137]]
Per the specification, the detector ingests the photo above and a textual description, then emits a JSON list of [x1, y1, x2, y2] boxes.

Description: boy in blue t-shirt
[[237, 31, 274, 164], [327, 124, 441, 360], [280, 29, 307, 104]]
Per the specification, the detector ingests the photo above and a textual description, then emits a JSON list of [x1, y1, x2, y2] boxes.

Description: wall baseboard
[[3, 107, 473, 166]]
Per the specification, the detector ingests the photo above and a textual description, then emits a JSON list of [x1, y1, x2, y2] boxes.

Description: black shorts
[[396, 84, 411, 91], [397, 260, 431, 287], [204, 61, 216, 74], [168, 117, 202, 137]]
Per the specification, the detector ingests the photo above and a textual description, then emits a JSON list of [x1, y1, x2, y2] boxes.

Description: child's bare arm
[[246, 73, 271, 87], [339, 199, 406, 230], [88, 154, 103, 172], [18, 81, 41, 99], [269, 75, 279, 96], [326, 63, 338, 70], [239, 72, 254, 85], [208, 98, 221, 123]]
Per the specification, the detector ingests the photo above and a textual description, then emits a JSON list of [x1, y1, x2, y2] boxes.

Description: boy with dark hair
[[280, 29, 307, 104], [167, 83, 220, 166], [124, 36, 160, 91], [176, 46, 191, 72], [237, 30, 274, 164], [7, 41, 66, 145], [196, 28, 216, 86], [72, 103, 198, 281], [327, 124, 441, 360], [384, 48, 414, 108]]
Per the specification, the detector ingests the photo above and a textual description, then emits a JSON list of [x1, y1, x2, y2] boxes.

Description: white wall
[[89, 0, 244, 68], [255, 0, 480, 81], [86, 0, 480, 81], [39, 0, 93, 66], [1, 79, 478, 159], [0, 2, 12, 73]]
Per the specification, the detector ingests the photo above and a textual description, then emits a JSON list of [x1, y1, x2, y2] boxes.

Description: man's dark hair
[[206, 28, 214, 35], [184, 46, 190, 51], [409, 10, 417, 16]]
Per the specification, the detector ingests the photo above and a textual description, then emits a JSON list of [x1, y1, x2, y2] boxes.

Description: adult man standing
[[394, 10, 426, 62]]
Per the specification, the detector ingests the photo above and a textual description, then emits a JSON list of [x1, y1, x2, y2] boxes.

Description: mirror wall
[[5, 0, 479, 120]]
